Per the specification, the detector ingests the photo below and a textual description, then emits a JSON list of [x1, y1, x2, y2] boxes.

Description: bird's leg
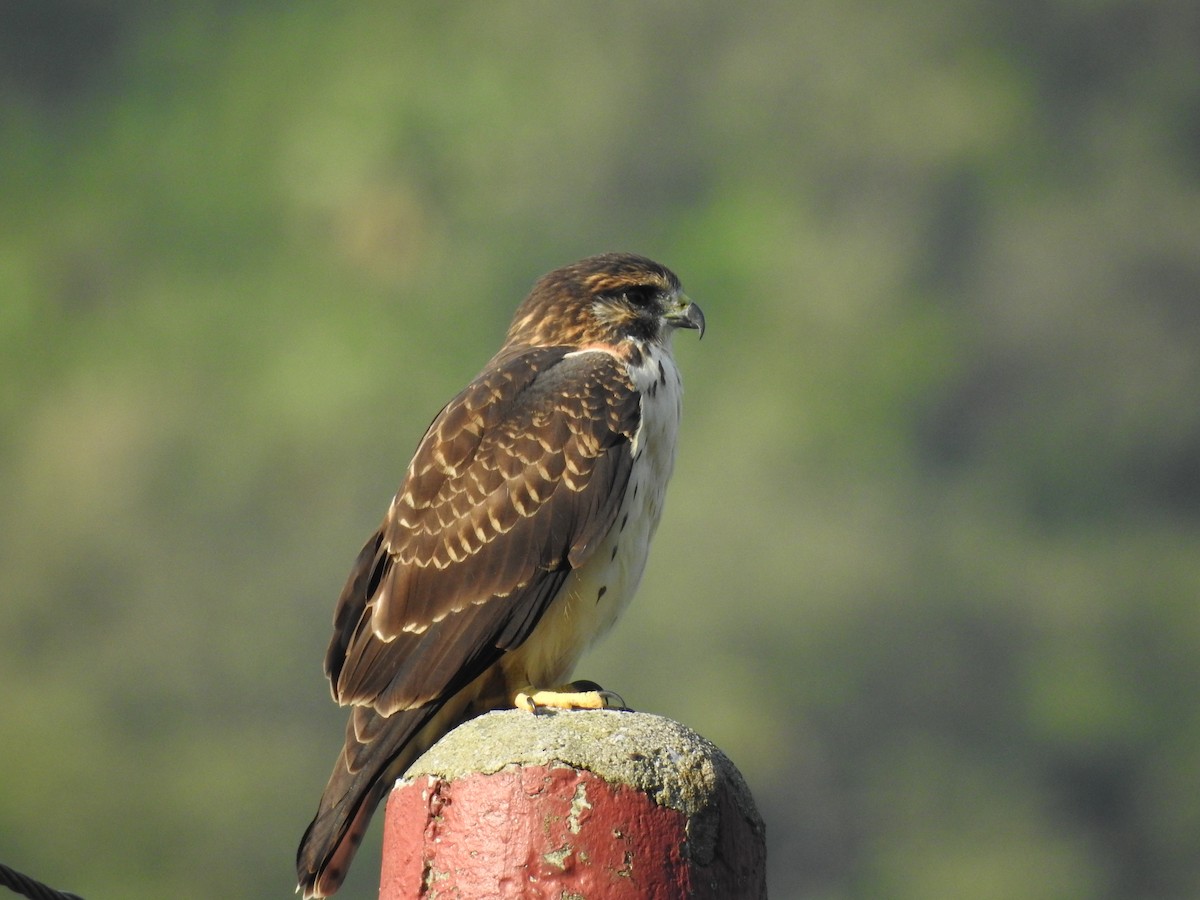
[[513, 679, 627, 714]]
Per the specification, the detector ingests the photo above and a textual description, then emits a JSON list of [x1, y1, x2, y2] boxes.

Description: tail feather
[[296, 705, 438, 899]]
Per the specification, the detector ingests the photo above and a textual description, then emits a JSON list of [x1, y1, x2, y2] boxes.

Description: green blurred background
[[2, 2, 1198, 898]]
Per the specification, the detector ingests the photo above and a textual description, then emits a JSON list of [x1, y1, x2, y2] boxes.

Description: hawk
[[296, 253, 704, 897]]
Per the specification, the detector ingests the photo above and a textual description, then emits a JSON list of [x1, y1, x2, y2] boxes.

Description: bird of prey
[[296, 252, 705, 898]]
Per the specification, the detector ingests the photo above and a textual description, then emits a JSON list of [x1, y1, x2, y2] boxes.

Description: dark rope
[[0, 863, 85, 900]]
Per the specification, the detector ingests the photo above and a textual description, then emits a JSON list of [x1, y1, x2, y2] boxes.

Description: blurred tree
[[1, 2, 1197, 898]]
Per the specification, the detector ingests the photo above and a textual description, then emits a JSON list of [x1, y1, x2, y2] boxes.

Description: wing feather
[[325, 346, 639, 716]]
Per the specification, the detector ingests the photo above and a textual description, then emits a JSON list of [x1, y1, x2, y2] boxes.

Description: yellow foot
[[514, 680, 627, 714]]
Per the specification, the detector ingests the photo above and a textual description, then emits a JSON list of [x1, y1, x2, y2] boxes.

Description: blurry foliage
[[1, 2, 1198, 898]]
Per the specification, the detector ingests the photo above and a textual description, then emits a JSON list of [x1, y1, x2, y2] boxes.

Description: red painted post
[[379, 709, 766, 899]]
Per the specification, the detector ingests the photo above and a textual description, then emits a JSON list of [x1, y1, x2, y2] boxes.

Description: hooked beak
[[665, 296, 706, 339]]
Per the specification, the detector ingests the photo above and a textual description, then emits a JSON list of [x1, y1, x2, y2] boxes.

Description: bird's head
[[506, 253, 705, 352]]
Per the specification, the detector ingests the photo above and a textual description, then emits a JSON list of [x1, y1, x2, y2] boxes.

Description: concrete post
[[379, 708, 766, 899]]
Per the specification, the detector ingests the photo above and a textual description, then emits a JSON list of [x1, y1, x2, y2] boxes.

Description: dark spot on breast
[[620, 512, 628, 532], [611, 544, 619, 561], [658, 361, 667, 385], [596, 585, 607, 604], [632, 483, 639, 498], [648, 382, 658, 398]]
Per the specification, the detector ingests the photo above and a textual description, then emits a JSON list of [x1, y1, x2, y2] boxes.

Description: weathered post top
[[380, 708, 766, 899]]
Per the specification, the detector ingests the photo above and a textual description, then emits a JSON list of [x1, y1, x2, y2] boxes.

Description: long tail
[[296, 704, 440, 899]]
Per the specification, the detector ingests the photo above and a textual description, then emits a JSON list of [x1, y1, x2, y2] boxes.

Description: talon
[[567, 680, 627, 709], [512, 682, 630, 712], [597, 689, 627, 710]]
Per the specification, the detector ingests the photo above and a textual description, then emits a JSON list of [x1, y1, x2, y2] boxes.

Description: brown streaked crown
[[504, 253, 683, 349]]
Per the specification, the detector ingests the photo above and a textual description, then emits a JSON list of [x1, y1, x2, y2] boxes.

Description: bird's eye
[[623, 286, 657, 308]]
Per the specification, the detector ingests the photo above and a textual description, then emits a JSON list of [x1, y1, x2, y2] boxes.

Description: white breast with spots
[[507, 342, 685, 688]]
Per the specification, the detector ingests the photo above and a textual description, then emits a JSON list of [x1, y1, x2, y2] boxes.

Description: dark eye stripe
[[623, 285, 657, 307]]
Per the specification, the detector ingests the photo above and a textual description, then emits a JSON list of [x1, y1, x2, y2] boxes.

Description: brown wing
[[298, 347, 641, 896], [325, 345, 641, 716]]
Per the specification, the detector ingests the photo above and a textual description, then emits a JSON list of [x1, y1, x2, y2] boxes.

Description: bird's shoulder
[[401, 345, 642, 506]]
